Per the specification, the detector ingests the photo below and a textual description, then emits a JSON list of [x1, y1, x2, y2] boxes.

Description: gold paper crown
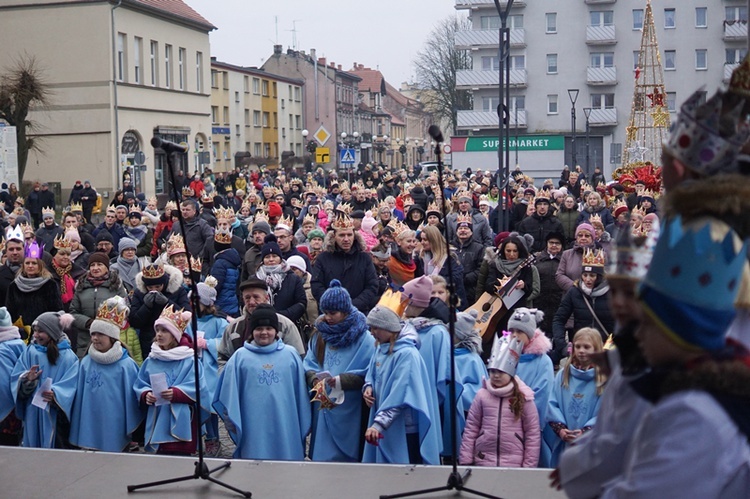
[[273, 187, 284, 197], [240, 198, 253, 211], [142, 263, 166, 280], [279, 214, 295, 229], [129, 205, 141, 216], [213, 206, 235, 221], [336, 202, 353, 215], [164, 200, 178, 212], [589, 213, 603, 227], [338, 181, 350, 191], [641, 189, 658, 201], [70, 202, 83, 213], [535, 189, 551, 202], [456, 213, 473, 226], [426, 200, 441, 215], [582, 248, 606, 268], [303, 213, 317, 226], [331, 212, 355, 231], [255, 199, 268, 213], [189, 256, 202, 273], [182, 186, 194, 197], [611, 198, 628, 214], [375, 288, 409, 319], [15, 197, 24, 205], [214, 228, 233, 245], [387, 219, 411, 239], [158, 304, 190, 333], [631, 205, 646, 219], [53, 234, 73, 251], [401, 194, 414, 206], [147, 196, 158, 206], [351, 182, 365, 192], [310, 380, 337, 410], [167, 233, 186, 256], [290, 178, 303, 186], [254, 211, 269, 223], [95, 299, 128, 330], [0, 240, 5, 254], [42, 206, 55, 218]]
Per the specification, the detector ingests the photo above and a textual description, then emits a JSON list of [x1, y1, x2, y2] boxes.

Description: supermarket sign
[[451, 135, 564, 152]]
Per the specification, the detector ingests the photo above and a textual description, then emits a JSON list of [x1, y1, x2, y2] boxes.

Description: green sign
[[465, 135, 564, 152]]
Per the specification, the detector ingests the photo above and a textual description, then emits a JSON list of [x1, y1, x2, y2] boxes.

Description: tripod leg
[[205, 475, 253, 498], [127, 473, 197, 493], [455, 486, 503, 499], [207, 461, 232, 475]]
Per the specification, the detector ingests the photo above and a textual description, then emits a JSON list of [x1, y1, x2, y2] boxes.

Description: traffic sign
[[340, 148, 356, 164], [315, 147, 330, 164]]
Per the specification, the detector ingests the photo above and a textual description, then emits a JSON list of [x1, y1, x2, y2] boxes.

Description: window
[[196, 52, 203, 92], [222, 71, 229, 90], [510, 55, 525, 70], [695, 7, 707, 28], [262, 80, 269, 96], [591, 93, 615, 109], [725, 6, 748, 22], [211, 70, 219, 88], [254, 143, 262, 157], [511, 96, 525, 111], [633, 9, 644, 30], [548, 94, 558, 115], [727, 48, 749, 64], [295, 115, 301, 129], [272, 82, 277, 98], [117, 33, 126, 82], [591, 52, 615, 68], [664, 8, 676, 28], [245, 142, 251, 152], [547, 54, 558, 74], [264, 143, 271, 157], [244, 109, 250, 126], [211, 106, 218, 124], [590, 11, 614, 27], [695, 49, 707, 70], [481, 56, 499, 71], [546, 13, 557, 33], [150, 41, 158, 86], [253, 78, 260, 94], [295, 143, 302, 157], [244, 76, 250, 93], [288, 114, 293, 129], [664, 50, 676, 70], [235, 91, 240, 103], [610, 143, 622, 165], [253, 110, 261, 127], [480, 16, 500, 29], [482, 96, 501, 112], [288, 85, 293, 100], [178, 48, 185, 90], [294, 87, 301, 101], [273, 112, 278, 128], [223, 106, 229, 124], [666, 92, 677, 112], [133, 37, 142, 84], [164, 44, 172, 88], [509, 15, 523, 28], [262, 112, 269, 127], [236, 124, 240, 136]]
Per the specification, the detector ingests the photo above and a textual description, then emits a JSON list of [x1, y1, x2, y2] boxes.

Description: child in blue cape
[[542, 327, 606, 468], [362, 290, 441, 465], [133, 305, 209, 454], [0, 307, 29, 445], [11, 311, 79, 448], [195, 278, 229, 457], [70, 297, 144, 451], [213, 303, 311, 460], [303, 280, 375, 462], [453, 309, 488, 421]]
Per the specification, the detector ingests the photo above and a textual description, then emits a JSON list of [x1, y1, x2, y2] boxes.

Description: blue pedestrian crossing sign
[[340, 148, 356, 164]]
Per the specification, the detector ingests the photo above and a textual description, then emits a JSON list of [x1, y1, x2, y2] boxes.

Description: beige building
[[0, 0, 215, 198], [210, 60, 304, 174]]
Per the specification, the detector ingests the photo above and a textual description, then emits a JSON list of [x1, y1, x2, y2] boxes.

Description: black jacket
[[6, 278, 63, 325], [533, 251, 563, 336], [516, 213, 565, 253], [454, 238, 485, 304], [267, 271, 307, 323]]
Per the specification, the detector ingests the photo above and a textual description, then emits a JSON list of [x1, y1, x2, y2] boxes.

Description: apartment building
[[453, 0, 743, 180]]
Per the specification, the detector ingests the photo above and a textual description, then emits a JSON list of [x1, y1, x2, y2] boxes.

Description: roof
[[127, 0, 216, 30], [212, 59, 305, 86], [351, 67, 386, 94]]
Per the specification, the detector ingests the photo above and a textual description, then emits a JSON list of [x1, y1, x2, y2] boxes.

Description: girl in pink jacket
[[459, 337, 540, 467]]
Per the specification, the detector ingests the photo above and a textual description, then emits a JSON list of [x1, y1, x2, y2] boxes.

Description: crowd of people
[[1, 63, 750, 496]]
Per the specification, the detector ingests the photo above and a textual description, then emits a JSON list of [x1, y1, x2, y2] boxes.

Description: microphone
[[151, 137, 188, 154], [428, 125, 444, 143]]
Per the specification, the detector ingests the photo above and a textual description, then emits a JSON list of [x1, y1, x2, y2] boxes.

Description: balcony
[[455, 0, 525, 10], [455, 28, 525, 50], [586, 25, 617, 45], [585, 0, 616, 3], [457, 110, 527, 130], [725, 62, 740, 83], [587, 66, 617, 85], [724, 20, 748, 41], [456, 69, 528, 89], [588, 108, 618, 127]]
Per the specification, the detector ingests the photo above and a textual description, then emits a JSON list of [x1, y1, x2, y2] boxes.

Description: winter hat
[[402, 275, 433, 308], [286, 255, 307, 273], [508, 232, 533, 253], [545, 231, 565, 244], [576, 223, 596, 240], [64, 229, 81, 243], [613, 203, 629, 219], [88, 251, 111, 269], [0, 307, 12, 327], [320, 279, 353, 313], [154, 305, 192, 344], [141, 263, 169, 287], [239, 277, 268, 293], [95, 231, 114, 244], [196, 276, 218, 306], [455, 309, 482, 354], [350, 210, 365, 220], [507, 307, 544, 339], [260, 234, 283, 260], [366, 305, 401, 333], [251, 220, 272, 236], [643, 213, 659, 224], [33, 311, 74, 342], [118, 237, 137, 254], [307, 228, 325, 241], [494, 231, 511, 248], [362, 212, 378, 235], [267, 202, 283, 218], [249, 303, 279, 335], [90, 296, 130, 341]]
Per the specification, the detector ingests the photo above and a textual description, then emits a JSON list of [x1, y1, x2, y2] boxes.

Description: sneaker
[[127, 441, 140, 452], [204, 439, 221, 457]]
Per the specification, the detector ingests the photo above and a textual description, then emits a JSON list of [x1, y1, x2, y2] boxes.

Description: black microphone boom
[[151, 136, 189, 154], [428, 125, 444, 143]]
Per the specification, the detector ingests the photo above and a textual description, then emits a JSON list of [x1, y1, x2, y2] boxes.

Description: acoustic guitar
[[468, 254, 536, 340]]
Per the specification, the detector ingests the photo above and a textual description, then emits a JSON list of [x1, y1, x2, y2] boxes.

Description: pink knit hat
[[361, 211, 378, 236], [402, 275, 433, 308], [576, 223, 596, 240]]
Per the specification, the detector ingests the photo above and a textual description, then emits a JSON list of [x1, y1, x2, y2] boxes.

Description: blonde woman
[[418, 225, 467, 308]]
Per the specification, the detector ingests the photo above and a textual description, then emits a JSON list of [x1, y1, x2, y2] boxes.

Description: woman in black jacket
[[6, 255, 63, 329], [254, 236, 306, 323]]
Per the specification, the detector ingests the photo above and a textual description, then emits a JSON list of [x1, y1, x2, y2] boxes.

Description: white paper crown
[[487, 335, 523, 376]]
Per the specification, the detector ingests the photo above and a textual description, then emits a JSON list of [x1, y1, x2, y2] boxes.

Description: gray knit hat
[[196, 278, 218, 307], [251, 220, 272, 235], [507, 307, 544, 339], [33, 311, 73, 342], [118, 237, 138, 254], [455, 309, 482, 354], [366, 305, 401, 333]]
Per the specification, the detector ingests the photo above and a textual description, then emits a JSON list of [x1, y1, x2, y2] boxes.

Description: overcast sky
[[187, 0, 459, 85]]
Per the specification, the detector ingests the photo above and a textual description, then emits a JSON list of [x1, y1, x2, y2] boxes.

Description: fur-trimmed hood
[[134, 263, 183, 294], [322, 229, 367, 253], [522, 329, 552, 356]]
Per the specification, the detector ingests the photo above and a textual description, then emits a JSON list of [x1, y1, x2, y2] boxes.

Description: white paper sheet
[[150, 372, 170, 406], [31, 377, 53, 410]]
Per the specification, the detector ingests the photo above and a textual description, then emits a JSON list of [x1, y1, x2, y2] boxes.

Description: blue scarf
[[316, 307, 368, 349]]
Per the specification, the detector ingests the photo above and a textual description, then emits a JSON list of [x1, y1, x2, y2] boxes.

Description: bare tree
[[0, 55, 50, 182], [413, 16, 473, 136]]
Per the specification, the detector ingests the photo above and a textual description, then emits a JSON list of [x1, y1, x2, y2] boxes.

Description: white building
[[0, 0, 215, 199], [453, 0, 746, 181]]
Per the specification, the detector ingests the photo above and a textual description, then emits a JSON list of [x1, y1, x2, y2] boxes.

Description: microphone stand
[[127, 139, 252, 498], [379, 131, 501, 499]]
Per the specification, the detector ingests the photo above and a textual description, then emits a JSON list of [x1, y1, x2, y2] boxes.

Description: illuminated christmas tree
[[618, 0, 670, 175]]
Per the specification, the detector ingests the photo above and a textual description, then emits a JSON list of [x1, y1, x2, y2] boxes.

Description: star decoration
[[651, 107, 670, 128], [626, 126, 638, 142], [627, 142, 649, 162]]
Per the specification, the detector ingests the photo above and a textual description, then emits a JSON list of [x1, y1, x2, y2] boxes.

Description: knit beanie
[[95, 231, 114, 244], [362, 213, 378, 235], [251, 220, 272, 235], [118, 237, 137, 254], [402, 275, 433, 308], [286, 255, 307, 273], [88, 251, 111, 269], [366, 305, 402, 333], [576, 223, 596, 240], [249, 303, 279, 336], [320, 279, 353, 313], [307, 228, 325, 241], [154, 307, 192, 344], [64, 229, 81, 243], [260, 234, 283, 260], [494, 231, 510, 248], [268, 202, 283, 218], [507, 307, 544, 339], [33, 311, 73, 342], [0, 307, 12, 327], [196, 277, 218, 306], [455, 309, 482, 353], [613, 204, 629, 219]]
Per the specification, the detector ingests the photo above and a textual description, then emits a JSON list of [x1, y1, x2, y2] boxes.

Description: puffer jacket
[[70, 270, 128, 352], [210, 248, 241, 316], [556, 207, 579, 248], [459, 377, 540, 468]]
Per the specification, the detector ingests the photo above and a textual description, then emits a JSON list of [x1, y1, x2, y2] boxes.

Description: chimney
[[310, 48, 316, 59], [273, 44, 282, 55], [338, 64, 342, 70], [319, 57, 327, 66]]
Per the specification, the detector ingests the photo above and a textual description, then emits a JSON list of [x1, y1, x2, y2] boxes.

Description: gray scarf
[[14, 275, 51, 293], [255, 262, 289, 299], [494, 256, 523, 276], [115, 256, 140, 289]]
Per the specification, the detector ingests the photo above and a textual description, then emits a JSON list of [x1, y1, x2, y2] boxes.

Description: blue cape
[[213, 340, 311, 460], [517, 351, 554, 427], [0, 338, 26, 421], [11, 340, 79, 448], [70, 349, 145, 452], [133, 353, 210, 453], [362, 335, 441, 465], [454, 347, 488, 415], [197, 314, 229, 412], [303, 330, 375, 462]]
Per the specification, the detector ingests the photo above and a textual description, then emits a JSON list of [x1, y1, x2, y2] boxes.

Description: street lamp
[[397, 139, 407, 167], [302, 129, 317, 171], [583, 107, 592, 182], [416, 139, 425, 163], [568, 89, 580, 169]]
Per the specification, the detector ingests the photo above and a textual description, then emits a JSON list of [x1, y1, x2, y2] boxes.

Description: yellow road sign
[[316, 147, 330, 164]]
